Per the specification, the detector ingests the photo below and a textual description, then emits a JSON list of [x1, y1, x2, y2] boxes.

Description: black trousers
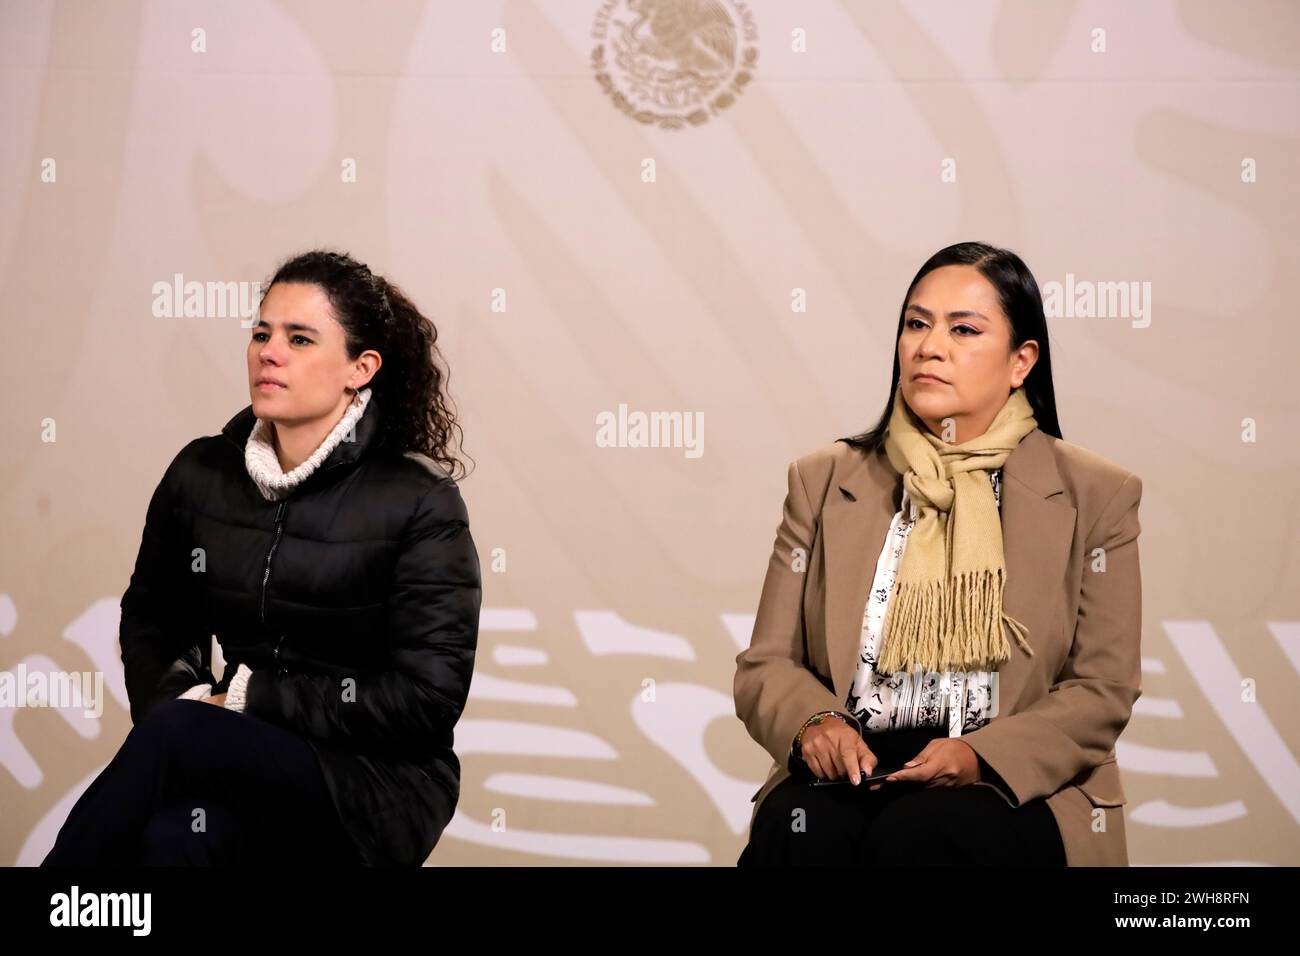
[[738, 725, 1067, 867], [41, 697, 361, 866]]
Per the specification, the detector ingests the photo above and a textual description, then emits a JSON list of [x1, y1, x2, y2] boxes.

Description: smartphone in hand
[[809, 765, 905, 787]]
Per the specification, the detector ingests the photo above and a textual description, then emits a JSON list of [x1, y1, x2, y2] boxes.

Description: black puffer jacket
[[118, 391, 481, 866]]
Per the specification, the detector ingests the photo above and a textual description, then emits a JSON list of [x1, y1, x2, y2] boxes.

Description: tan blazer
[[734, 427, 1143, 866]]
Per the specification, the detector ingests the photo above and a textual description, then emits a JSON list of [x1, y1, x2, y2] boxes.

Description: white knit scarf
[[244, 387, 372, 501]]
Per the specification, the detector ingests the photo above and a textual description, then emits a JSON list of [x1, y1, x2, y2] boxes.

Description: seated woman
[[42, 249, 482, 867], [734, 241, 1143, 867]]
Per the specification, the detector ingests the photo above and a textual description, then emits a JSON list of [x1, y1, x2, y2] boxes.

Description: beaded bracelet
[[794, 710, 849, 752]]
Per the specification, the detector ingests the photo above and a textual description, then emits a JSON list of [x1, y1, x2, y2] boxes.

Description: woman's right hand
[[800, 717, 877, 784]]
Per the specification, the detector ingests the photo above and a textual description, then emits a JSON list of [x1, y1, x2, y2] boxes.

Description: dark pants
[[738, 725, 1067, 867], [42, 698, 361, 866]]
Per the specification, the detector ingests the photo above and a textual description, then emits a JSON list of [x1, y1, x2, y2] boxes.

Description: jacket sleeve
[[959, 472, 1144, 806], [241, 478, 481, 757], [119, 444, 217, 724], [734, 458, 862, 772]]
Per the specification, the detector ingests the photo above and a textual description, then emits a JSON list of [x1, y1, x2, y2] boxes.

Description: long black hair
[[260, 249, 470, 480], [840, 240, 1062, 454]]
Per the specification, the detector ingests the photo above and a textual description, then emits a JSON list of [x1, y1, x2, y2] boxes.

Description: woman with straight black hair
[[735, 241, 1143, 866], [43, 249, 481, 867]]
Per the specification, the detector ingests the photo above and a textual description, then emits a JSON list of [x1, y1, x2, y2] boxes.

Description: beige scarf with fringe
[[877, 382, 1038, 675]]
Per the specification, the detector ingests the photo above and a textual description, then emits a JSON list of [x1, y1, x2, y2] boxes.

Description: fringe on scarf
[[876, 567, 1035, 675]]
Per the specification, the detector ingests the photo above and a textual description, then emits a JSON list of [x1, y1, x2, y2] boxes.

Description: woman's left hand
[[868, 738, 982, 790], [201, 693, 228, 707]]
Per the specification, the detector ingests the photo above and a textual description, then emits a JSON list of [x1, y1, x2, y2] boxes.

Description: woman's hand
[[800, 717, 878, 785], [200, 693, 227, 707], [869, 737, 981, 790]]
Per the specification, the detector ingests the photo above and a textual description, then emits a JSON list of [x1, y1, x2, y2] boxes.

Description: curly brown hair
[[260, 249, 470, 481]]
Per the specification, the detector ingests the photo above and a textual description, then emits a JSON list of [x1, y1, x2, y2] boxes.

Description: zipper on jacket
[[259, 501, 287, 644]]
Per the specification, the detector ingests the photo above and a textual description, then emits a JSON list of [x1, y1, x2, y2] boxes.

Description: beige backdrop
[[2, 0, 1298, 866]]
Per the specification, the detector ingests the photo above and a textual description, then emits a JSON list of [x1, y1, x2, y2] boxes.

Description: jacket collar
[[822, 427, 1076, 713], [834, 425, 1066, 505], [221, 389, 384, 489]]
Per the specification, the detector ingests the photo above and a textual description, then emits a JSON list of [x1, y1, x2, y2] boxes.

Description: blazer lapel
[[996, 428, 1076, 710], [823, 444, 901, 700], [820, 427, 1076, 712]]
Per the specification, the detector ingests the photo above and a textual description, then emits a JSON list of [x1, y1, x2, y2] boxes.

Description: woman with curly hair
[[43, 249, 481, 867]]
